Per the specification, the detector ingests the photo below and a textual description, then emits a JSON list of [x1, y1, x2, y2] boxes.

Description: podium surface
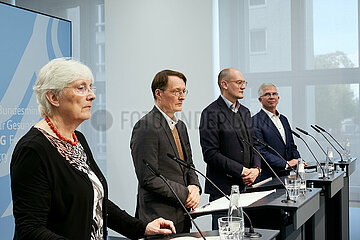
[[108, 229, 279, 240], [190, 186, 321, 240]]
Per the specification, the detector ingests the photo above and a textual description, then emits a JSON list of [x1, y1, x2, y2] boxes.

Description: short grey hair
[[258, 83, 277, 97], [33, 58, 94, 117]]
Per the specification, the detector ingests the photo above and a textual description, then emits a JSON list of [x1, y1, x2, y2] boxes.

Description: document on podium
[[193, 189, 276, 215], [172, 236, 218, 240]]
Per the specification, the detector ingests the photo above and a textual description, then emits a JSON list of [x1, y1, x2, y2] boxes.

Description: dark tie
[[233, 111, 251, 167]]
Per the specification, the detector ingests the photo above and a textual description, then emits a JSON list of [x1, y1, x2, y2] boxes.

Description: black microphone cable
[[296, 127, 326, 155], [291, 130, 327, 179], [143, 159, 206, 240], [238, 138, 296, 203], [311, 125, 344, 162], [167, 153, 262, 238], [252, 136, 297, 174], [315, 124, 345, 151]]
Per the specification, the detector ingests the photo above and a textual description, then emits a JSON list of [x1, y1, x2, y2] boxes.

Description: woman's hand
[[144, 217, 176, 236]]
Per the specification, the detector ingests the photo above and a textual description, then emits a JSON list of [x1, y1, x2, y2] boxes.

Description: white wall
[[105, 0, 217, 235]]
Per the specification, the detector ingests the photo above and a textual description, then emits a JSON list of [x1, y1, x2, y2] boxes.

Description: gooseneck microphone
[[295, 127, 326, 155], [311, 125, 344, 162], [251, 136, 297, 174], [236, 139, 295, 203], [167, 153, 262, 238], [291, 130, 327, 179], [315, 124, 345, 151], [143, 159, 206, 240], [166, 153, 228, 197]]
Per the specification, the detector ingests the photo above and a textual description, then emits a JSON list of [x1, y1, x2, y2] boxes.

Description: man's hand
[[287, 159, 298, 167], [185, 185, 200, 209], [242, 167, 259, 186], [144, 217, 176, 236]]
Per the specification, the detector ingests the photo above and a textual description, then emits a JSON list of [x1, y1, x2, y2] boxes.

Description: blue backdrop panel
[[0, 3, 71, 238]]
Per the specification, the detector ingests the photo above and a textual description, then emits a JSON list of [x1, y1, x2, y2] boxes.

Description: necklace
[[45, 116, 78, 146]]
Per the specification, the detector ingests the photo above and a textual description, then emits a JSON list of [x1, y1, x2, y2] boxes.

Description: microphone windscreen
[[291, 130, 300, 138], [296, 127, 309, 135]]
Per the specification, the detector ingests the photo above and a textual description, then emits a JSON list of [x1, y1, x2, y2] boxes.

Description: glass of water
[[285, 177, 301, 201], [218, 217, 243, 240]]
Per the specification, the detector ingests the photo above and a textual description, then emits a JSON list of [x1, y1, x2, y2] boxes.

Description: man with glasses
[[252, 83, 301, 181], [130, 70, 201, 233], [199, 68, 261, 229]]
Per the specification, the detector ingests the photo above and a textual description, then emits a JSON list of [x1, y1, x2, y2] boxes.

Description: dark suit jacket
[[199, 96, 261, 196], [130, 107, 200, 232], [252, 109, 300, 180]]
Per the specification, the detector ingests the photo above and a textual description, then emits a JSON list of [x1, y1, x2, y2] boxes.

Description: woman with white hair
[[10, 58, 175, 240]]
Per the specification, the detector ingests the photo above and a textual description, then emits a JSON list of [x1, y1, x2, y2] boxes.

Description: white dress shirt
[[155, 104, 178, 130], [262, 107, 286, 143]]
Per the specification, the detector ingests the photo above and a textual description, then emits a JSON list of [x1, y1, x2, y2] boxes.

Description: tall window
[[219, 0, 360, 206]]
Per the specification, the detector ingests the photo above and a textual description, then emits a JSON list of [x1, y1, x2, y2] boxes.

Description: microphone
[[143, 159, 206, 240], [315, 124, 345, 151], [311, 125, 344, 162], [291, 130, 327, 179], [167, 153, 262, 238], [236, 139, 296, 203], [251, 136, 297, 174], [296, 127, 326, 155]]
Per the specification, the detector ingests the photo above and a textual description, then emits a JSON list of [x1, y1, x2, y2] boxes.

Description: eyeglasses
[[226, 80, 248, 87], [64, 85, 96, 96], [162, 89, 188, 97], [261, 92, 278, 98]]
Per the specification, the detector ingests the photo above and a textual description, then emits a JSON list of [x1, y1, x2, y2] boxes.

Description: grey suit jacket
[[130, 106, 201, 230]]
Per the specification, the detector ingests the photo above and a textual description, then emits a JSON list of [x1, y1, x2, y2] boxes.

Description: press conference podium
[[304, 171, 344, 240], [334, 157, 357, 240], [108, 229, 280, 240], [189, 186, 321, 240]]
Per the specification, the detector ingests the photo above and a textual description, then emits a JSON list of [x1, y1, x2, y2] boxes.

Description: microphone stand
[[143, 160, 206, 240], [315, 124, 345, 151], [296, 127, 326, 156], [237, 140, 296, 203], [291, 130, 327, 179], [251, 136, 297, 175], [311, 125, 344, 162], [251, 136, 312, 194], [167, 153, 262, 238]]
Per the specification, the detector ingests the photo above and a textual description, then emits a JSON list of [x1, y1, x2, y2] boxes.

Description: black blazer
[[11, 127, 146, 240], [130, 107, 200, 231], [199, 96, 261, 196], [252, 109, 300, 180]]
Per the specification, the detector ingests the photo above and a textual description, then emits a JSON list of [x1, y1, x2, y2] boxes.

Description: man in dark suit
[[199, 68, 261, 229], [130, 70, 201, 233], [252, 83, 301, 181]]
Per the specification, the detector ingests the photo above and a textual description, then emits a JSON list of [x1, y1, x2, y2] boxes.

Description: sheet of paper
[[193, 189, 276, 214], [172, 236, 219, 240]]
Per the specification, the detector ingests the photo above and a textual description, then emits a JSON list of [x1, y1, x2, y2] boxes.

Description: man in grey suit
[[130, 70, 201, 233]]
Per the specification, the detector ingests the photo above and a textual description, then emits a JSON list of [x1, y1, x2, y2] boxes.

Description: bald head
[[217, 68, 244, 90]]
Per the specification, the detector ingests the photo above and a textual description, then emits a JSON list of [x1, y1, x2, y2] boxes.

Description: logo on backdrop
[[0, 3, 71, 238]]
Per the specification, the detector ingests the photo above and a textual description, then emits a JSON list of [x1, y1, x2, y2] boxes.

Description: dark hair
[[151, 69, 187, 99]]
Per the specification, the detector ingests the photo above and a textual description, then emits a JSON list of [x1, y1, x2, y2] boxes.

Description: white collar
[[155, 104, 178, 130], [262, 107, 280, 118], [221, 94, 240, 113]]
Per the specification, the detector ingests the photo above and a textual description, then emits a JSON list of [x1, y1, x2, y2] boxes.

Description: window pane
[[249, 0, 266, 7], [250, 29, 266, 53], [312, 0, 359, 69], [248, 1, 291, 73]]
